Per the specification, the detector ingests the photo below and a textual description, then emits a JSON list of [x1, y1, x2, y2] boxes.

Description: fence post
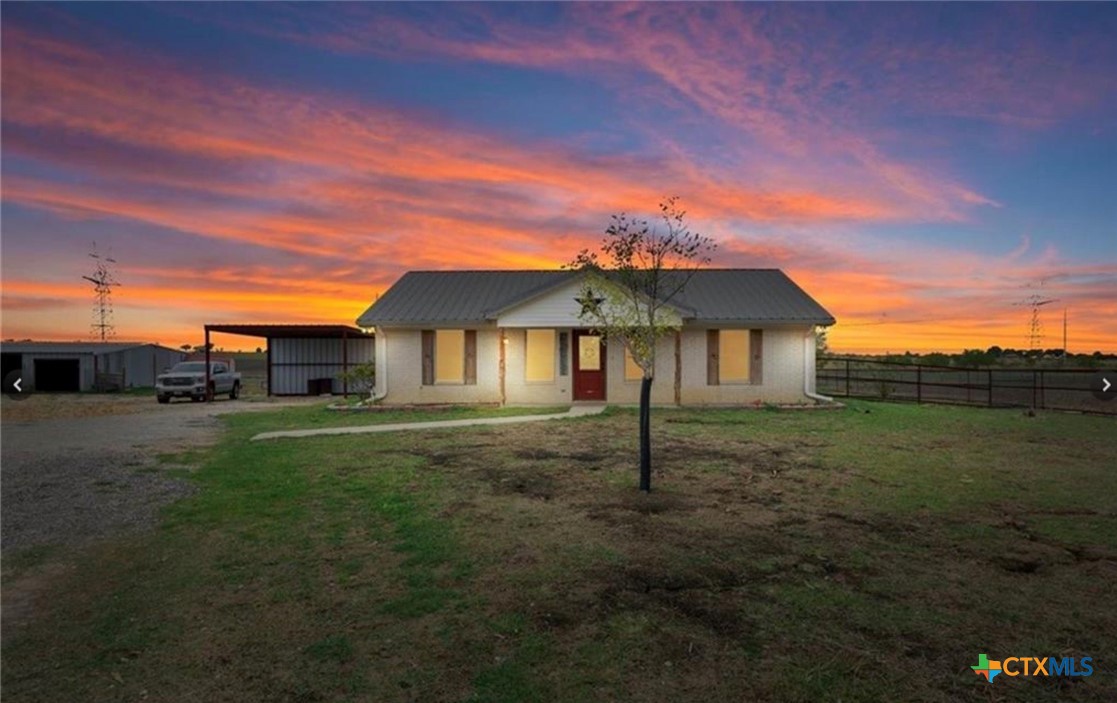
[[845, 358, 851, 397], [917, 365, 922, 404], [1032, 370, 1038, 410], [988, 369, 994, 407], [1039, 370, 1045, 410], [967, 370, 972, 404]]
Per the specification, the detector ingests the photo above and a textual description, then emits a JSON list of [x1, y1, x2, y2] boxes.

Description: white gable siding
[[497, 279, 592, 328], [497, 279, 682, 328]]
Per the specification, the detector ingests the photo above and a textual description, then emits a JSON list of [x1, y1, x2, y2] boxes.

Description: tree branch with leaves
[[568, 197, 716, 492]]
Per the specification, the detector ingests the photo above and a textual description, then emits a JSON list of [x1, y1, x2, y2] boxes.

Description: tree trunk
[[639, 376, 653, 492]]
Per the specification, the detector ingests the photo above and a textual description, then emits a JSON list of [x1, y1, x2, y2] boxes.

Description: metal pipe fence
[[817, 357, 1113, 415]]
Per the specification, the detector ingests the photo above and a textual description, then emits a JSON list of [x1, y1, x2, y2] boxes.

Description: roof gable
[[495, 276, 684, 328]]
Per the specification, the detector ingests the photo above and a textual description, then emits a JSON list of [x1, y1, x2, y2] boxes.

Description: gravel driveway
[[1, 396, 315, 554]]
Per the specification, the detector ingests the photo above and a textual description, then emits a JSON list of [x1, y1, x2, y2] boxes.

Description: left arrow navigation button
[[4, 370, 32, 401]]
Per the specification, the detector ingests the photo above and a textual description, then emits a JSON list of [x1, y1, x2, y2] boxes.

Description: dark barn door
[[34, 358, 81, 392], [1, 353, 22, 382], [572, 330, 606, 401]]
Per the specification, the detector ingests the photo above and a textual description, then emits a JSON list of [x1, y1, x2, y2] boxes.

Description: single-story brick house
[[356, 269, 835, 406]]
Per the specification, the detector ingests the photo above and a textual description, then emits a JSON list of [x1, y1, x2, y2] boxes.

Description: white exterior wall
[[605, 335, 678, 405], [498, 330, 677, 406], [379, 325, 815, 406], [503, 328, 574, 405], [679, 326, 811, 405], [380, 328, 502, 404]]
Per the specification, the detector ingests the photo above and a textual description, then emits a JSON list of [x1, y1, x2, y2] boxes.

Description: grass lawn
[[3, 401, 1115, 702]]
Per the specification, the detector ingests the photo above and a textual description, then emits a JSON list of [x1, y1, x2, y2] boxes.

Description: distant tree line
[[823, 346, 1117, 368]]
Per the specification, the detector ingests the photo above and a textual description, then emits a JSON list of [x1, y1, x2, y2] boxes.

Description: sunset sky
[[2, 2, 1115, 353]]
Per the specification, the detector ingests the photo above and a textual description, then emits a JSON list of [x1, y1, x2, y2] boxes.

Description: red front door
[[572, 330, 606, 401]]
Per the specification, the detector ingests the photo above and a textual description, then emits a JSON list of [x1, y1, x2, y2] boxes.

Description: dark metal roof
[[204, 324, 372, 339], [357, 270, 835, 326], [668, 269, 835, 324], [0, 341, 177, 354]]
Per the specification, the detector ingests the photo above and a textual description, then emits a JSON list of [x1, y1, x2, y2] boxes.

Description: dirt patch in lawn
[[407, 411, 1115, 700]]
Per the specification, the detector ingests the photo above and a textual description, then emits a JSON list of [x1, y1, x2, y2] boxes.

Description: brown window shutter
[[464, 330, 477, 385], [421, 330, 434, 385], [750, 329, 763, 385], [706, 329, 719, 386]]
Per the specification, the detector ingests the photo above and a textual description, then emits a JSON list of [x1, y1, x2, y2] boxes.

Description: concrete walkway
[[250, 405, 606, 442]]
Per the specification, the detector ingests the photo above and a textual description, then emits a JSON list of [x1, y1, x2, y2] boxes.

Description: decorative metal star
[[575, 290, 605, 316]]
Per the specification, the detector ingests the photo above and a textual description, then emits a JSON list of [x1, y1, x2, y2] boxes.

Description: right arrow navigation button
[[1092, 372, 1116, 402]]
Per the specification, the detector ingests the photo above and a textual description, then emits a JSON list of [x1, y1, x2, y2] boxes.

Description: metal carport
[[202, 324, 373, 400]]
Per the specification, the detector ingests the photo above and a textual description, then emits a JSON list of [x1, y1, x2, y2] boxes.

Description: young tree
[[568, 197, 716, 492], [815, 326, 831, 355]]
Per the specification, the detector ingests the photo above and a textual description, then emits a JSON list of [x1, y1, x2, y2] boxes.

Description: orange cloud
[[2, 18, 1114, 353], [253, 3, 1014, 222]]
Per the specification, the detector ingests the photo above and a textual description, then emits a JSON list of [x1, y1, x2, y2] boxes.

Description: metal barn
[[202, 325, 374, 396], [0, 342, 186, 392]]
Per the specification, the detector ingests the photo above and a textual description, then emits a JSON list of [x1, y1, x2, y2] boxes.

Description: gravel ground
[[0, 397, 316, 553]]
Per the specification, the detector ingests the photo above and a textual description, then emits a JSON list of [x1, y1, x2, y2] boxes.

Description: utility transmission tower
[[1013, 292, 1057, 351], [82, 243, 121, 341]]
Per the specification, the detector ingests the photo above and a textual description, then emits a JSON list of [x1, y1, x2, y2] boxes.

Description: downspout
[[370, 327, 388, 402], [804, 328, 833, 403]]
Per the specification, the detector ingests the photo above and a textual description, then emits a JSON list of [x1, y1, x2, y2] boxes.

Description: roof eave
[[361, 319, 497, 329], [689, 317, 836, 327]]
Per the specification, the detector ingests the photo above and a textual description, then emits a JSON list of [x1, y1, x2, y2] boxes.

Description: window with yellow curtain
[[434, 329, 465, 383], [525, 329, 555, 382], [624, 346, 643, 381], [720, 330, 751, 382]]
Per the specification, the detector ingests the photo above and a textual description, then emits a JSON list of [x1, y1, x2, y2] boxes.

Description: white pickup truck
[[156, 361, 241, 404]]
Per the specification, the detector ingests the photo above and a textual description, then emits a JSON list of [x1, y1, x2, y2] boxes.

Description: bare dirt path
[[0, 395, 317, 638], [1, 395, 316, 552]]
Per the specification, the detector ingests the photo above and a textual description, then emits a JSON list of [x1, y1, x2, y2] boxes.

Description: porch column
[[204, 325, 212, 402], [674, 330, 682, 406], [342, 330, 349, 396], [266, 338, 272, 396], [498, 328, 507, 405]]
